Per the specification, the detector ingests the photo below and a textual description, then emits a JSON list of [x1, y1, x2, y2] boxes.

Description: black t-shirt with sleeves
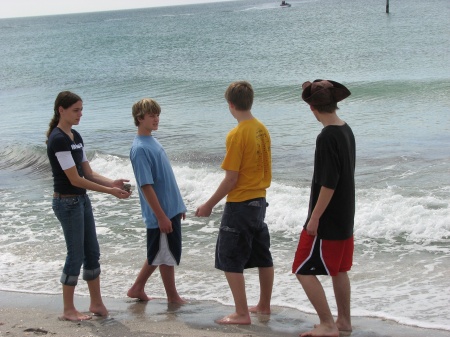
[[47, 127, 87, 195], [304, 123, 356, 240]]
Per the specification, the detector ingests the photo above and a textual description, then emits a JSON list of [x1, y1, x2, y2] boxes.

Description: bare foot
[[314, 323, 352, 335], [89, 303, 108, 317], [301, 324, 339, 337], [59, 310, 92, 321], [335, 320, 352, 334], [127, 288, 152, 301], [167, 293, 187, 304], [248, 305, 271, 315], [215, 312, 251, 325]]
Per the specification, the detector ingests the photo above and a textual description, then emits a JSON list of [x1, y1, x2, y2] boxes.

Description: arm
[[306, 186, 334, 236], [141, 184, 173, 233], [195, 170, 239, 217], [63, 162, 130, 199], [82, 161, 129, 188]]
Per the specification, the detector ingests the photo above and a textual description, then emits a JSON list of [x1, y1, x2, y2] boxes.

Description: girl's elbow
[[68, 176, 85, 188]]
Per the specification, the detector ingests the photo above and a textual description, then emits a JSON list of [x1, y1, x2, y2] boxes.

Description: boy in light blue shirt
[[127, 98, 186, 303]]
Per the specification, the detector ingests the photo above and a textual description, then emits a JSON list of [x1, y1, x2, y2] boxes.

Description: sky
[[0, 0, 234, 19]]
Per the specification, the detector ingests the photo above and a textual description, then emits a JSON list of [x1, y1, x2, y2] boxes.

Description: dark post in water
[[386, 0, 390, 13]]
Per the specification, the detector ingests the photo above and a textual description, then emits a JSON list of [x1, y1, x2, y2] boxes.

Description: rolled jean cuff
[[60, 273, 79, 286], [83, 267, 101, 281]]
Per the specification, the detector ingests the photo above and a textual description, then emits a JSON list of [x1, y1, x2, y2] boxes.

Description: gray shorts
[[215, 198, 273, 273]]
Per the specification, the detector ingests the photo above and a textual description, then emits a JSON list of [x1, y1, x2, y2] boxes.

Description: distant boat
[[280, 1, 291, 7]]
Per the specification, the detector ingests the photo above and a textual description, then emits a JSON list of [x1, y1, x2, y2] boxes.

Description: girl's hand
[[110, 187, 131, 199], [112, 179, 130, 189]]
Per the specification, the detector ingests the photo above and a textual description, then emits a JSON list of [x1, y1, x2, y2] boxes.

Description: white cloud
[[0, 0, 234, 19]]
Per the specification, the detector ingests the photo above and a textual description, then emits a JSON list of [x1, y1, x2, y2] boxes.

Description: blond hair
[[132, 98, 161, 126]]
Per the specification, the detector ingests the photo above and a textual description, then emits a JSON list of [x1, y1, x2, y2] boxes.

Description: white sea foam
[[355, 187, 450, 242], [91, 155, 450, 242]]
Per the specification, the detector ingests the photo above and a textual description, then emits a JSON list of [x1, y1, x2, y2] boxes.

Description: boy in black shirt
[[292, 80, 355, 337]]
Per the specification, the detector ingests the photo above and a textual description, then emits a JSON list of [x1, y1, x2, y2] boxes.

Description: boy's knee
[[296, 273, 317, 284]]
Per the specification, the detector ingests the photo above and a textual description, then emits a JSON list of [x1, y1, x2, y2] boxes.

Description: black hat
[[301, 79, 351, 105]]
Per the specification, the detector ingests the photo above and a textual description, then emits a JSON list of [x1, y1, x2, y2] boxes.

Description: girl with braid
[[46, 91, 131, 321]]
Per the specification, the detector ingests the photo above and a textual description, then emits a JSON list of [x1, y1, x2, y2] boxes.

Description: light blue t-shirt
[[130, 135, 186, 229]]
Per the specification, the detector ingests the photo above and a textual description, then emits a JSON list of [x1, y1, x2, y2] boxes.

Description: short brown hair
[[311, 102, 339, 113], [224, 81, 253, 111], [132, 98, 161, 126]]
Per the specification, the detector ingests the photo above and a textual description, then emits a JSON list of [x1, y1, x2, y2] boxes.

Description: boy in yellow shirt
[[196, 81, 274, 325]]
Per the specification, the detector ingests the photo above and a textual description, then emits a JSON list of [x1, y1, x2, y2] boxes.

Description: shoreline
[[1, 291, 449, 337]]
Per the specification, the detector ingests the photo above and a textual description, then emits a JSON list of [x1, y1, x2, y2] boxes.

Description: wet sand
[[0, 291, 448, 337]]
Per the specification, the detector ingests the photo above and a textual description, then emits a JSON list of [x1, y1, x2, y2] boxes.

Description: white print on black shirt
[[71, 143, 83, 150]]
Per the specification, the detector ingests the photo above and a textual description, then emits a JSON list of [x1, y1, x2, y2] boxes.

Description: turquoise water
[[0, 0, 449, 331]]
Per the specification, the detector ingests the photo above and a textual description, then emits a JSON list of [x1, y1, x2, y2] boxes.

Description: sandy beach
[[0, 291, 448, 337]]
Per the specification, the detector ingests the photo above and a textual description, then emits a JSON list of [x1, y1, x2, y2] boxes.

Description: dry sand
[[0, 291, 448, 337]]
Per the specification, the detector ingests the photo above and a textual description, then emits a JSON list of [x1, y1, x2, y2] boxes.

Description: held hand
[[195, 204, 212, 217], [306, 217, 319, 236], [111, 187, 131, 199], [112, 179, 130, 189], [158, 216, 173, 234]]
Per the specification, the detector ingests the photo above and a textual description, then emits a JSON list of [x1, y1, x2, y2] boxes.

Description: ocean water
[[1, 0, 449, 332]]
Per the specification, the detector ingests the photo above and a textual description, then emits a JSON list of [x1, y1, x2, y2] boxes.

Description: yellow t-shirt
[[221, 118, 272, 202]]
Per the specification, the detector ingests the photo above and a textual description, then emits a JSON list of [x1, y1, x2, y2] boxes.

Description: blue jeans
[[52, 194, 101, 286]]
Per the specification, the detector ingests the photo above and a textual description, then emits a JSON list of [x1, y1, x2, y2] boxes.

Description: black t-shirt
[[47, 127, 87, 195], [304, 123, 356, 240]]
